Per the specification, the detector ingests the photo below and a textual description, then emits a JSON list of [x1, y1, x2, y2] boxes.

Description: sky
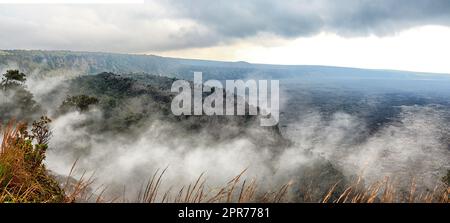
[[1, 0, 450, 73]]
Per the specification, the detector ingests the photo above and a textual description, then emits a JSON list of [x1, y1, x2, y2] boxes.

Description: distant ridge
[[1, 49, 449, 80]]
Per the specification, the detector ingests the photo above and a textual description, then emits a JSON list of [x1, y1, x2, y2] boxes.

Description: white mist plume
[[46, 110, 287, 198], [43, 103, 450, 201], [3, 66, 446, 200], [285, 105, 450, 188]]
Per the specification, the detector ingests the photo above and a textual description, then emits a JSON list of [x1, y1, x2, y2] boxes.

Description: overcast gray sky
[[1, 0, 450, 72]]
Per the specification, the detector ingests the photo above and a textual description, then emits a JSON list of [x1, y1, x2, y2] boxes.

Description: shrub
[[0, 117, 65, 203], [60, 95, 99, 112]]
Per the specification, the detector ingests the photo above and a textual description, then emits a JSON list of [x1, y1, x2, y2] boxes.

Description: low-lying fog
[[38, 75, 450, 200]]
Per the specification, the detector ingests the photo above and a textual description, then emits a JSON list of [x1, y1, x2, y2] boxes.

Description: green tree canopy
[[1, 70, 27, 90], [60, 95, 99, 112], [0, 70, 41, 123]]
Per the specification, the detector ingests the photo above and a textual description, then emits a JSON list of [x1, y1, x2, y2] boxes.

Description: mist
[[1, 63, 449, 201], [44, 102, 450, 201], [284, 106, 450, 188]]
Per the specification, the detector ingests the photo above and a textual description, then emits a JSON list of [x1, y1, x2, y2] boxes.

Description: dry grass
[[133, 168, 293, 203], [128, 169, 449, 203], [0, 120, 65, 202], [0, 120, 102, 203], [320, 176, 449, 203], [1, 120, 448, 203], [62, 158, 106, 203]]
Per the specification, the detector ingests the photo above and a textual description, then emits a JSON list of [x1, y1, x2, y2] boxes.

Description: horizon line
[[2, 48, 450, 75]]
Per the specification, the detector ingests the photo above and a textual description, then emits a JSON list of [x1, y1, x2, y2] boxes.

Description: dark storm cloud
[[169, 0, 323, 38], [0, 0, 449, 52], [169, 0, 450, 39], [324, 0, 450, 36]]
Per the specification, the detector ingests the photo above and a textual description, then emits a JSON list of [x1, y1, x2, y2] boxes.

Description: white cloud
[[1, 1, 450, 73]]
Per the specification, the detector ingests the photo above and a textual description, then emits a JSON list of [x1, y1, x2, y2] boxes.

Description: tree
[[0, 70, 41, 123], [1, 70, 26, 90], [32, 116, 52, 145], [60, 95, 99, 112]]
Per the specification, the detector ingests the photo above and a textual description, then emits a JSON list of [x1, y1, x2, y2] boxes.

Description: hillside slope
[[59, 72, 286, 148], [2, 50, 449, 81]]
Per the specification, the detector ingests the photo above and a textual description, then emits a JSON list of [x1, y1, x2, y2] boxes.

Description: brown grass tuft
[[0, 119, 65, 203]]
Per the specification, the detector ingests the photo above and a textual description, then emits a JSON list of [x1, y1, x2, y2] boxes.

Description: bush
[[0, 117, 65, 203], [60, 95, 99, 112]]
